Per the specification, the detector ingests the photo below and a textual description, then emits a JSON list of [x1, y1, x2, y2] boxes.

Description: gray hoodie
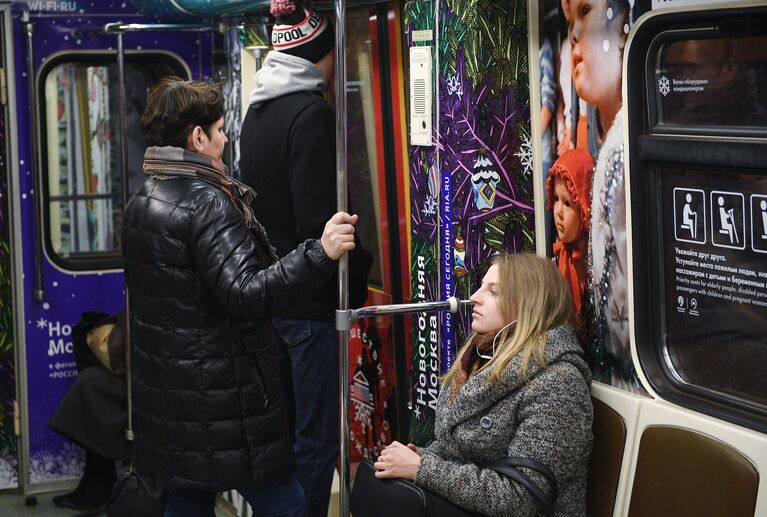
[[248, 51, 327, 108]]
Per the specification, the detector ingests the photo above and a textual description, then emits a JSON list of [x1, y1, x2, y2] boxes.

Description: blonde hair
[[444, 253, 575, 385]]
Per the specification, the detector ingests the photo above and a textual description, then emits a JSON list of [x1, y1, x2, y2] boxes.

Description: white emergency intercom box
[[409, 45, 432, 147]]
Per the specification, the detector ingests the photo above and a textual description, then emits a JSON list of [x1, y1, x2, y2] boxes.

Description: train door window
[[658, 167, 767, 408], [40, 54, 187, 270]]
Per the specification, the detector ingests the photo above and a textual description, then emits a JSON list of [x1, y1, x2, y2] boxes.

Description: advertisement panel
[[406, 0, 534, 442], [537, 0, 653, 392]]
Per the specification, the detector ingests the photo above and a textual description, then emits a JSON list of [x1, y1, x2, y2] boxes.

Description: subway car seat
[[627, 426, 758, 516]]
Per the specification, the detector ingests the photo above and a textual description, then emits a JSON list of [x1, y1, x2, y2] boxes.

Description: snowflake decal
[[422, 197, 438, 217], [514, 135, 533, 176], [658, 76, 670, 97], [446, 74, 463, 98], [36, 318, 48, 330]]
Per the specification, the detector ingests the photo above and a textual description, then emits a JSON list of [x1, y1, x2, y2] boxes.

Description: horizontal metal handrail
[[49, 193, 119, 202], [354, 296, 470, 321], [103, 22, 219, 33], [336, 297, 471, 330]]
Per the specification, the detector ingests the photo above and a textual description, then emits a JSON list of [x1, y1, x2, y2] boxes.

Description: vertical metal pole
[[117, 34, 129, 209], [223, 20, 238, 177], [223, 20, 232, 168], [252, 47, 264, 72], [334, 0, 349, 515], [116, 31, 133, 440], [24, 14, 44, 302]]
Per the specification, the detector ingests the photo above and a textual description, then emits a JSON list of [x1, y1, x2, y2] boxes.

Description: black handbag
[[350, 457, 558, 517], [106, 464, 166, 517]]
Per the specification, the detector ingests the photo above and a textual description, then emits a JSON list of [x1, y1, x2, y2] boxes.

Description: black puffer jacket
[[122, 175, 335, 492]]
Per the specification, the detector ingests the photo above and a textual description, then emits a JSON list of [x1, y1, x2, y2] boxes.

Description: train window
[[654, 35, 767, 128], [656, 165, 767, 421], [40, 54, 187, 270]]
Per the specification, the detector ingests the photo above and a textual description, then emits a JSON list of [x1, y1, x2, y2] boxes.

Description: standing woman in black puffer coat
[[122, 77, 358, 517]]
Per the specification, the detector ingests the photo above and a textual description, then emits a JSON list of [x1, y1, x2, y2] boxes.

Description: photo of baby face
[[570, 0, 628, 110]]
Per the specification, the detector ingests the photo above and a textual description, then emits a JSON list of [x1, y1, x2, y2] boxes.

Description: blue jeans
[[164, 477, 304, 517], [273, 318, 339, 517]]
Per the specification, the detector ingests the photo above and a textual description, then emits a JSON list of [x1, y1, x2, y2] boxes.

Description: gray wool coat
[[415, 325, 593, 517]]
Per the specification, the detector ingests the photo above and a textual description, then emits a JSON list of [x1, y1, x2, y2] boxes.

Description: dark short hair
[[141, 76, 224, 148]]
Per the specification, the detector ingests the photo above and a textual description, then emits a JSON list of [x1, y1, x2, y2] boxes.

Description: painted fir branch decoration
[[439, 45, 532, 265], [441, 0, 528, 99]]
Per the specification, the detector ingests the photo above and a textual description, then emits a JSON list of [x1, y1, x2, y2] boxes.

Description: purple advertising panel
[[406, 0, 440, 444], [406, 0, 533, 443], [440, 168, 454, 372]]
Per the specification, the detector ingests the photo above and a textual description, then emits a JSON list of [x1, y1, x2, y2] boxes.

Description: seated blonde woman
[[375, 253, 593, 516]]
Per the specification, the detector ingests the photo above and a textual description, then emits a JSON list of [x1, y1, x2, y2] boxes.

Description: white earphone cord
[[476, 320, 518, 360]]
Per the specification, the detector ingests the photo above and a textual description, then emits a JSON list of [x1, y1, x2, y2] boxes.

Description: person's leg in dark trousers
[[242, 477, 304, 517], [273, 318, 339, 517], [165, 478, 303, 517], [53, 448, 116, 511], [164, 488, 216, 517]]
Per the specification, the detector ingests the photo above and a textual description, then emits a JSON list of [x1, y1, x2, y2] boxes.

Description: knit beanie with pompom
[[270, 0, 334, 63]]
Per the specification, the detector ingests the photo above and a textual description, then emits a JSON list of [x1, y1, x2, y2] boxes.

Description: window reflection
[[657, 36, 767, 127], [44, 59, 182, 264], [46, 64, 121, 256]]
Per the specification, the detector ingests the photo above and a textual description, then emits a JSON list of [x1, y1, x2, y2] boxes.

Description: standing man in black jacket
[[124, 77, 358, 517], [240, 1, 371, 516]]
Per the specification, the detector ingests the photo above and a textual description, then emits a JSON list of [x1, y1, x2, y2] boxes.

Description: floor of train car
[[0, 491, 268, 516], [0, 490, 107, 517], [0, 470, 340, 516]]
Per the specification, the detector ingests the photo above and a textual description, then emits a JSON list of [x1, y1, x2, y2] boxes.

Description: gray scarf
[[143, 146, 278, 262]]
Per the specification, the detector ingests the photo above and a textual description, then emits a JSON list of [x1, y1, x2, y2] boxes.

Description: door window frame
[[37, 50, 188, 272]]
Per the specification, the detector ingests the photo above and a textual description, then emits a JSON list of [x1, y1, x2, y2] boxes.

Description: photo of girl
[[538, 0, 650, 391], [546, 149, 594, 344], [570, 0, 646, 391]]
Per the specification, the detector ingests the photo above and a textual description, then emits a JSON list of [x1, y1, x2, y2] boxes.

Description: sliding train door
[[616, 3, 767, 515], [12, 3, 213, 492], [530, 1, 767, 514]]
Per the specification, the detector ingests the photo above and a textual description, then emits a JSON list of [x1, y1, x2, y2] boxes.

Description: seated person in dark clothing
[[47, 311, 131, 513]]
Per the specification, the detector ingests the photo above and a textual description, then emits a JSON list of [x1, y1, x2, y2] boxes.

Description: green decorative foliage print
[[440, 0, 528, 100]]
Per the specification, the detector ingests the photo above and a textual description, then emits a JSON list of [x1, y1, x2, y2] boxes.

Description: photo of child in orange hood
[[546, 149, 594, 316]]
